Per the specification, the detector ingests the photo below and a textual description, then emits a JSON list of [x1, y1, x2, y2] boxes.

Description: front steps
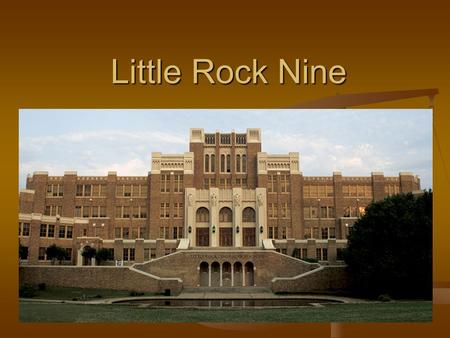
[[182, 287, 272, 294]]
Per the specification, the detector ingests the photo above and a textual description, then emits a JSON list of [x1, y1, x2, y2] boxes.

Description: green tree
[[95, 248, 114, 265], [46, 244, 69, 265], [81, 246, 97, 265], [344, 191, 432, 299]]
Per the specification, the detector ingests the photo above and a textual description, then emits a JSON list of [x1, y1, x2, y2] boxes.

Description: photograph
[[18, 109, 432, 323]]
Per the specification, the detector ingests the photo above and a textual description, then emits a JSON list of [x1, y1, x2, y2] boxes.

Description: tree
[[46, 244, 69, 265], [344, 191, 432, 299], [95, 248, 114, 265], [81, 246, 97, 264]]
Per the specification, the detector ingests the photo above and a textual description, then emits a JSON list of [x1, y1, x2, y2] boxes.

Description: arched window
[[242, 207, 256, 222], [219, 207, 233, 222], [210, 154, 215, 172], [196, 207, 210, 222], [221, 154, 225, 172], [236, 155, 241, 172], [242, 155, 247, 172], [205, 154, 209, 172], [226, 154, 231, 173]]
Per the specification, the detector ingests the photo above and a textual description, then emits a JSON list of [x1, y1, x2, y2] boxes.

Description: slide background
[[2, 1, 449, 337]]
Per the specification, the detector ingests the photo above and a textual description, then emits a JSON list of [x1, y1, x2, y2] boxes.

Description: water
[[117, 298, 341, 308]]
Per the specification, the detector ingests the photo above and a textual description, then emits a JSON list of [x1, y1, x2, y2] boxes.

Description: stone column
[[156, 238, 165, 258], [255, 187, 267, 247], [231, 264, 234, 287], [210, 187, 219, 247], [114, 239, 124, 261], [185, 188, 196, 246], [233, 187, 243, 247], [306, 238, 316, 259], [208, 265, 212, 287], [327, 238, 337, 263], [135, 238, 144, 263]]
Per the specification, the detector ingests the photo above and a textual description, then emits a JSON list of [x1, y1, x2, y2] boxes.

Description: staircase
[[182, 287, 272, 294]]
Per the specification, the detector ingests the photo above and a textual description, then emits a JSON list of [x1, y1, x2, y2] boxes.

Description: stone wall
[[271, 265, 349, 293], [19, 266, 183, 295], [135, 249, 319, 288]]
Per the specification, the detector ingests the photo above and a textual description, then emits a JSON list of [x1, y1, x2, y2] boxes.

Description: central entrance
[[243, 228, 256, 247], [196, 228, 210, 246]]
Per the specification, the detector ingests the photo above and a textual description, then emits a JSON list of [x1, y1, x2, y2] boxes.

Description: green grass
[[23, 286, 157, 300], [19, 301, 432, 323]]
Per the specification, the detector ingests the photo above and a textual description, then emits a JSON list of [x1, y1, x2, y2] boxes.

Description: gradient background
[[2, 1, 449, 337]]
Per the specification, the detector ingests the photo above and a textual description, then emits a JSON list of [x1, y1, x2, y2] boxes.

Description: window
[[124, 185, 131, 197], [304, 185, 333, 198], [122, 227, 129, 239], [46, 184, 64, 197], [236, 155, 241, 172], [219, 178, 232, 188], [140, 206, 147, 218], [321, 227, 328, 239], [173, 227, 178, 239], [219, 207, 232, 222], [100, 206, 107, 217], [226, 154, 231, 173], [20, 223, 30, 236], [316, 248, 322, 260], [242, 207, 256, 222], [38, 247, 47, 261], [205, 154, 210, 172], [268, 203, 277, 218], [174, 174, 183, 192], [210, 154, 215, 172], [385, 184, 400, 196], [44, 205, 62, 216], [280, 174, 290, 192], [160, 174, 170, 193], [268, 175, 275, 193], [337, 248, 344, 260], [115, 227, 122, 238], [304, 227, 311, 239], [221, 154, 225, 172], [310, 207, 318, 218], [343, 185, 372, 198], [329, 227, 336, 239], [322, 248, 328, 261], [281, 203, 290, 218], [66, 226, 73, 238], [343, 206, 358, 217], [40, 224, 47, 237], [83, 206, 90, 218], [123, 248, 135, 261], [196, 207, 209, 222], [281, 227, 287, 239], [160, 203, 170, 218], [76, 184, 92, 197], [59, 225, 66, 238], [203, 178, 216, 189], [173, 203, 183, 218], [123, 206, 130, 218], [19, 246, 28, 260], [65, 248, 72, 261], [242, 155, 246, 172], [47, 224, 55, 237], [313, 227, 320, 239], [320, 206, 327, 218]]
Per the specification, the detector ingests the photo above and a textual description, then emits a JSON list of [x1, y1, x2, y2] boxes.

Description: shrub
[[37, 283, 46, 291], [129, 291, 144, 297], [19, 284, 38, 298], [378, 294, 392, 302]]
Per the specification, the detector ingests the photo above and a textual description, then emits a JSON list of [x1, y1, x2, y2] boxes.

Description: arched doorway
[[219, 207, 233, 247], [196, 207, 210, 246], [199, 262, 209, 287], [233, 262, 243, 287], [242, 207, 256, 247], [244, 261, 254, 286], [211, 261, 220, 287], [222, 262, 232, 287]]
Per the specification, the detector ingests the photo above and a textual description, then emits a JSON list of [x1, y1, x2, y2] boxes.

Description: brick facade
[[19, 128, 421, 269]]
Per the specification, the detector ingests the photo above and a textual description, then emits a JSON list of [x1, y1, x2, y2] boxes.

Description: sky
[[19, 109, 432, 189]]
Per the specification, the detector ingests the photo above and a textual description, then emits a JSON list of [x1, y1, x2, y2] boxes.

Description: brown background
[[2, 1, 449, 337]]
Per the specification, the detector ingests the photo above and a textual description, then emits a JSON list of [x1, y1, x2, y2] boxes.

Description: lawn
[[19, 301, 432, 323], [22, 286, 157, 301]]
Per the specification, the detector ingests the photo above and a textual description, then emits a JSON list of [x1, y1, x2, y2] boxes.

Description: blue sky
[[19, 109, 432, 189]]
